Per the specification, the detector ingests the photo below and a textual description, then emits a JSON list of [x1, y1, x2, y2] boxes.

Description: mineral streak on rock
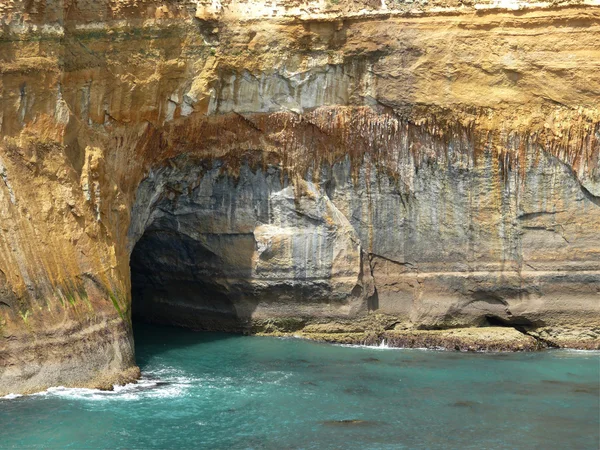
[[0, 0, 599, 395]]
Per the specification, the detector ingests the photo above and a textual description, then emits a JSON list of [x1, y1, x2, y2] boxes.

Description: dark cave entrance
[[127, 155, 370, 338], [126, 155, 280, 335], [129, 226, 256, 333]]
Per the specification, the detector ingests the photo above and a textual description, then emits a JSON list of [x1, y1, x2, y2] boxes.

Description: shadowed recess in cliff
[[127, 155, 372, 332], [130, 228, 257, 331]]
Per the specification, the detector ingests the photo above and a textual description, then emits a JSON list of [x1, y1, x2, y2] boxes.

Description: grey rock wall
[[128, 156, 373, 330], [128, 142, 599, 333]]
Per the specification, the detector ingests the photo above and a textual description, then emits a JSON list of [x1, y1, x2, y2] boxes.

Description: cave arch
[[127, 154, 372, 332]]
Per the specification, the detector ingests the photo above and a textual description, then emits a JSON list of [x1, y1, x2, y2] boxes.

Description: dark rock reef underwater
[[0, 0, 599, 395]]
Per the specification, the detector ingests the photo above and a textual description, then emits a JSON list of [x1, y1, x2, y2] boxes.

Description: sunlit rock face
[[1, 0, 600, 394]]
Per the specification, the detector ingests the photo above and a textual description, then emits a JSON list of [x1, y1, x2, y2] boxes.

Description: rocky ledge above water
[[254, 316, 600, 351], [0, 0, 599, 395]]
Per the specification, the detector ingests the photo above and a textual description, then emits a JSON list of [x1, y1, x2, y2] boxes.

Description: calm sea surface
[[1, 323, 599, 449]]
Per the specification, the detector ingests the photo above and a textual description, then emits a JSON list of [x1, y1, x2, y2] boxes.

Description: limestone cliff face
[[1, 0, 599, 394]]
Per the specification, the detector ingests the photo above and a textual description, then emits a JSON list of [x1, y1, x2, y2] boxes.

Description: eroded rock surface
[[128, 157, 372, 330], [1, 0, 599, 394]]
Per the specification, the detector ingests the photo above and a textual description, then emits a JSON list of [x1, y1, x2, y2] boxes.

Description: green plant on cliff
[[19, 309, 30, 324], [65, 292, 77, 306], [108, 291, 129, 323], [108, 291, 123, 317], [76, 286, 93, 311]]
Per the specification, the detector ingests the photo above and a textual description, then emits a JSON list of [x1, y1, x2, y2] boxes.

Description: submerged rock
[[321, 419, 376, 427], [450, 401, 481, 408]]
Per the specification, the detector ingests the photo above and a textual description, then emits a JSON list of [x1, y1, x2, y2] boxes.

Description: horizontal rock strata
[[1, 0, 599, 394]]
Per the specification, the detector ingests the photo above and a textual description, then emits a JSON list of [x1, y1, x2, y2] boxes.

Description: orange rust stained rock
[[0, 0, 599, 395]]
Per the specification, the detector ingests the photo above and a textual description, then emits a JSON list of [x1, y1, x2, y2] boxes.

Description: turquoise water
[[1, 324, 599, 449]]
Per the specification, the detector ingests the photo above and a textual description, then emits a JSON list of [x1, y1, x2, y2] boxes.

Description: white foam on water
[[1, 393, 23, 400], [284, 334, 431, 351], [31, 380, 167, 401], [256, 370, 292, 383], [1, 365, 207, 402], [550, 349, 600, 359], [558, 349, 600, 353], [337, 342, 429, 351]]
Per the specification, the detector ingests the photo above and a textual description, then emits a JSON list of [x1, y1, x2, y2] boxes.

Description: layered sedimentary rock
[[1, 0, 599, 394]]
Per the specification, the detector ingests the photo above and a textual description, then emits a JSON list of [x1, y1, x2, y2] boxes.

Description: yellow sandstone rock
[[0, 0, 598, 395]]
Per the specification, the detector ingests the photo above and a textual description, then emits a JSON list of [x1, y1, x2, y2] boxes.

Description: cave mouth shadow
[[130, 226, 257, 335], [132, 320, 245, 365]]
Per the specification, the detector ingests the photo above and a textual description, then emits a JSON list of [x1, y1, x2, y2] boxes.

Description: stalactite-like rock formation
[[1, 0, 599, 395]]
